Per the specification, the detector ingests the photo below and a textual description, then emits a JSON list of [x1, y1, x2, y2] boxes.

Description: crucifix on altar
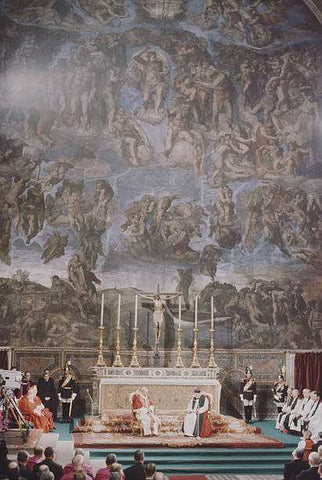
[[138, 285, 181, 356]]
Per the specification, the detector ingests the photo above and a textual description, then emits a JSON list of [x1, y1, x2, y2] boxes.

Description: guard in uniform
[[272, 373, 288, 414], [58, 362, 77, 423], [240, 366, 257, 423]]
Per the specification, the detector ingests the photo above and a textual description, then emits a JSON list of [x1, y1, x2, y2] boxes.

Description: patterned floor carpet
[[169, 476, 281, 480], [206, 476, 281, 480], [73, 431, 283, 449]]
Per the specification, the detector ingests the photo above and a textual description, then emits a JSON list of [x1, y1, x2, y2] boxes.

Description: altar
[[92, 366, 221, 416]]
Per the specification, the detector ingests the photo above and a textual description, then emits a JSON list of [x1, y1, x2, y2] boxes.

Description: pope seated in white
[[131, 387, 161, 436]]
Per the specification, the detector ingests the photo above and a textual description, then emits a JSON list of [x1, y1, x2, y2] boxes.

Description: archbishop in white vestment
[[183, 388, 212, 437]]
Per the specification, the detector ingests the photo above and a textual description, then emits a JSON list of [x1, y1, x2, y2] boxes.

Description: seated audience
[[306, 392, 322, 442], [145, 463, 156, 480], [34, 447, 63, 480], [20, 385, 54, 433], [298, 431, 315, 462], [289, 390, 312, 435], [61, 455, 92, 480], [110, 463, 124, 479], [276, 389, 294, 431], [63, 450, 93, 477], [318, 463, 322, 479], [37, 465, 50, 480], [154, 474, 167, 480], [283, 449, 308, 480], [318, 445, 322, 459], [41, 472, 55, 480], [283, 390, 301, 433], [295, 452, 321, 479], [109, 474, 121, 480], [7, 462, 20, 480], [94, 454, 117, 480], [0, 436, 9, 479], [312, 432, 322, 452], [73, 473, 86, 480], [27, 447, 44, 471], [124, 450, 145, 480], [17, 450, 35, 480]]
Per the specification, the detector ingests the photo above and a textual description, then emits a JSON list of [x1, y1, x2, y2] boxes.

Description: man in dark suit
[[37, 369, 57, 420], [17, 451, 35, 480], [124, 450, 146, 480], [34, 447, 63, 480], [295, 452, 320, 480], [283, 448, 308, 480], [312, 431, 322, 452]]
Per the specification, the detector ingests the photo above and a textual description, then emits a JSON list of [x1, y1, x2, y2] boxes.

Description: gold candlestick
[[96, 325, 106, 366], [208, 327, 217, 368], [130, 327, 140, 367], [113, 325, 123, 367], [190, 326, 200, 368], [175, 327, 185, 368]]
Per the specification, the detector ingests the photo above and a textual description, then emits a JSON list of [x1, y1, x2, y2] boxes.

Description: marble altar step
[[90, 447, 293, 475]]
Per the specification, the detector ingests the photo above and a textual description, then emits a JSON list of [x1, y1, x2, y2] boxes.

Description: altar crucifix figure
[[138, 292, 180, 353]]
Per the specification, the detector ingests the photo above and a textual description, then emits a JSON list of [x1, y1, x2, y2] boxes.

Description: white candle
[[178, 295, 182, 329], [100, 293, 104, 327], [134, 294, 138, 328], [117, 293, 121, 328], [194, 296, 198, 328], [211, 296, 214, 330]]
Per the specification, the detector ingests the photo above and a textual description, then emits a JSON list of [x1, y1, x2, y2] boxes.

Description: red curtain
[[295, 352, 322, 393], [0, 349, 9, 369]]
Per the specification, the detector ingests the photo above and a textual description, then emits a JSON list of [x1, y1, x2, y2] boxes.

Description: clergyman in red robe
[[19, 385, 54, 433]]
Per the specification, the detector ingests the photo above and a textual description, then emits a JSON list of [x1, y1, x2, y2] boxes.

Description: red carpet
[[169, 476, 206, 480]]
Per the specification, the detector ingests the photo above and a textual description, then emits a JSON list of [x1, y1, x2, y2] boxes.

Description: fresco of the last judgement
[[0, 0, 321, 353]]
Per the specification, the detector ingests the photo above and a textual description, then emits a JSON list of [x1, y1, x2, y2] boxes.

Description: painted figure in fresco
[[283, 142, 311, 176], [308, 300, 322, 348], [176, 269, 193, 310], [235, 59, 256, 110], [112, 108, 151, 166], [164, 103, 205, 182], [68, 254, 88, 296], [50, 274, 86, 319], [239, 367, 257, 424], [131, 387, 160, 436], [138, 292, 180, 352], [22, 181, 45, 244], [183, 388, 212, 437], [67, 254, 101, 300], [195, 66, 233, 131], [132, 48, 170, 120], [200, 245, 221, 281], [5, 175, 26, 231], [41, 233, 69, 264]]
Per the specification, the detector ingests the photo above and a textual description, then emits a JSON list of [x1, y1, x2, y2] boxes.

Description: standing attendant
[[37, 369, 57, 421], [240, 366, 257, 424], [58, 363, 77, 423], [272, 374, 288, 414]]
